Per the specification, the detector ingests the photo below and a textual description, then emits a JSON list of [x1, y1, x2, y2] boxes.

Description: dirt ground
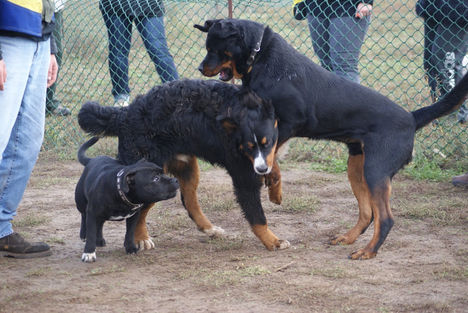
[[1, 158, 467, 313]]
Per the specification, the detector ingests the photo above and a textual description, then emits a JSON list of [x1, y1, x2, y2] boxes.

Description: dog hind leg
[[167, 156, 225, 238], [349, 177, 394, 260], [331, 151, 373, 245]]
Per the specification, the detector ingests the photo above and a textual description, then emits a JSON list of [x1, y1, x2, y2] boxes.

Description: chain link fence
[[44, 0, 467, 170]]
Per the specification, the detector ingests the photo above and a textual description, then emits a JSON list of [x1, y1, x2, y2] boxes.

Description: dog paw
[[125, 246, 139, 255], [81, 252, 96, 263], [137, 238, 155, 251], [277, 239, 291, 250], [203, 226, 225, 238], [330, 235, 353, 245], [348, 248, 377, 260]]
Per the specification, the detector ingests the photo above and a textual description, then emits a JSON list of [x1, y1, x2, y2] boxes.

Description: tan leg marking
[[266, 160, 282, 205], [251, 224, 290, 251], [134, 204, 156, 250], [349, 178, 393, 260], [167, 156, 224, 237], [331, 153, 372, 245]]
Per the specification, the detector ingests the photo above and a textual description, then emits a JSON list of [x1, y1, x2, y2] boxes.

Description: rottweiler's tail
[[78, 101, 123, 136], [412, 73, 468, 130], [77, 136, 100, 166]]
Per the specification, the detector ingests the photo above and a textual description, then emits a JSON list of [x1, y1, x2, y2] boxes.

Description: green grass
[[44, 0, 467, 180]]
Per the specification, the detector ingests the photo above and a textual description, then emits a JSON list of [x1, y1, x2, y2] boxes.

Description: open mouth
[[219, 67, 233, 81]]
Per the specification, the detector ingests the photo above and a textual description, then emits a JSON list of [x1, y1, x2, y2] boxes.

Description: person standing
[[0, 0, 58, 258], [46, 0, 71, 116], [294, 0, 373, 84], [416, 0, 468, 123], [99, 0, 179, 106]]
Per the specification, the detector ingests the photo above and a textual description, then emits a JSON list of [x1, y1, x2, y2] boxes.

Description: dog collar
[[246, 27, 265, 71], [116, 169, 144, 210]]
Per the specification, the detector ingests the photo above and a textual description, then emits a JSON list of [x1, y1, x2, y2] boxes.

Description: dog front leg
[[134, 204, 156, 250], [82, 208, 97, 262], [233, 177, 290, 251], [264, 159, 282, 205], [125, 211, 141, 254]]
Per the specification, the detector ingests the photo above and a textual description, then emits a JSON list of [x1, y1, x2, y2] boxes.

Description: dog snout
[[254, 164, 269, 175], [198, 63, 204, 73]]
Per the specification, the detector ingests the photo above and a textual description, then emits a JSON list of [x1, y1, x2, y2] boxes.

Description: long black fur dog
[[78, 79, 290, 251], [75, 136, 179, 262], [195, 18, 468, 259]]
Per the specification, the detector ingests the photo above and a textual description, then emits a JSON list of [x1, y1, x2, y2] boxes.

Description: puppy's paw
[[125, 246, 139, 255], [203, 226, 225, 238], [81, 252, 96, 263], [137, 238, 155, 251]]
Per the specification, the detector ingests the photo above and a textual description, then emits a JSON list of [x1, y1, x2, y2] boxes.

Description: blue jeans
[[101, 14, 179, 100], [0, 36, 49, 238], [307, 15, 370, 83]]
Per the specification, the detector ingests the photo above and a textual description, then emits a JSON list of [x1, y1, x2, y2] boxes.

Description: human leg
[[329, 16, 370, 83], [136, 16, 179, 83], [0, 37, 51, 257], [307, 15, 332, 72], [101, 13, 133, 101]]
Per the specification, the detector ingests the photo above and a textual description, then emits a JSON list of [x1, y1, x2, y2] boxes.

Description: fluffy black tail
[[412, 73, 468, 130], [77, 136, 100, 166], [78, 101, 124, 137]]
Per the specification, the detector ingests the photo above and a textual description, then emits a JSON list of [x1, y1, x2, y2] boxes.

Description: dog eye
[[153, 176, 160, 182]]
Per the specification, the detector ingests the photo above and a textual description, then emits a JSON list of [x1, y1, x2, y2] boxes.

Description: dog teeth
[[81, 252, 97, 263]]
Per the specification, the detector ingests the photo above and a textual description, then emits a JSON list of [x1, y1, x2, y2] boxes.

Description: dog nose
[[197, 63, 204, 73], [171, 178, 179, 187], [255, 164, 269, 175]]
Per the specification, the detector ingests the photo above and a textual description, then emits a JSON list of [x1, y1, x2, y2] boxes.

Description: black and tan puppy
[[195, 19, 468, 259], [75, 137, 179, 262], [78, 79, 289, 252]]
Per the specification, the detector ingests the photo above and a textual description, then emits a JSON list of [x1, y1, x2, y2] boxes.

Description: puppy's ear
[[217, 115, 238, 134], [194, 19, 220, 32], [121, 172, 135, 193]]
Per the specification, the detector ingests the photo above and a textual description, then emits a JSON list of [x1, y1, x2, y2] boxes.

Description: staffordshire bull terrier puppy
[[75, 137, 179, 262]]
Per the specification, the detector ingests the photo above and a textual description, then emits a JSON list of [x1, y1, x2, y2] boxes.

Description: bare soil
[[1, 158, 467, 313]]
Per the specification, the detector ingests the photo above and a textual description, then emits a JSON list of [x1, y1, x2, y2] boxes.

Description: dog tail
[[78, 101, 123, 137], [77, 136, 99, 166], [412, 73, 468, 130]]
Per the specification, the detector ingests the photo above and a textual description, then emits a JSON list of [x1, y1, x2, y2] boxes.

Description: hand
[[0, 59, 6, 91], [47, 54, 58, 87], [355, 3, 373, 19]]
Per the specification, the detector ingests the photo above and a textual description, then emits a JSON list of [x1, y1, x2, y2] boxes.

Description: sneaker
[[0, 232, 52, 258], [114, 94, 130, 107], [49, 105, 71, 116], [452, 173, 468, 187], [114, 99, 129, 107]]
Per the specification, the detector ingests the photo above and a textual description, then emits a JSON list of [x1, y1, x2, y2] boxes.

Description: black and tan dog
[[75, 136, 179, 262], [78, 79, 290, 252], [195, 19, 468, 259]]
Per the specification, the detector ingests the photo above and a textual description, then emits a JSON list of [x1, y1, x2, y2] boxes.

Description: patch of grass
[[235, 264, 271, 277], [88, 265, 126, 276], [26, 267, 51, 278], [12, 215, 49, 228], [432, 265, 468, 281], [310, 266, 353, 279], [47, 237, 66, 245], [207, 237, 244, 252], [275, 195, 320, 213]]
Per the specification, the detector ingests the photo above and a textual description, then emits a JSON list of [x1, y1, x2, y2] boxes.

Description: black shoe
[[0, 232, 52, 258]]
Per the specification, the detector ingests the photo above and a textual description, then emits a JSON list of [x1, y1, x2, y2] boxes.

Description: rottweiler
[[75, 136, 179, 262], [78, 79, 290, 252], [195, 19, 468, 259]]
